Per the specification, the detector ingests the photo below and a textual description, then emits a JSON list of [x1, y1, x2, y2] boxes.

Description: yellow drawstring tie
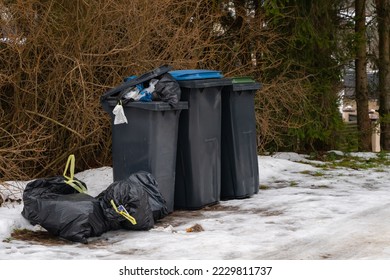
[[63, 154, 87, 193], [110, 200, 137, 225]]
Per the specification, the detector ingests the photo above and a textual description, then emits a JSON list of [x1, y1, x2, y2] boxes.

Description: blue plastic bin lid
[[169, 69, 223, 81]]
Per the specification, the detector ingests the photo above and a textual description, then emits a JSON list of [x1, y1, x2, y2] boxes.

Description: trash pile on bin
[[21, 65, 262, 243], [101, 65, 182, 125]]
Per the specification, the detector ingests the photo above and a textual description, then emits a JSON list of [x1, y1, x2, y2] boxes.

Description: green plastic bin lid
[[231, 76, 256, 84], [230, 77, 262, 92]]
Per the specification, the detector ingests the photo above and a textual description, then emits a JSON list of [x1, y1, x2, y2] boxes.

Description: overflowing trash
[[21, 155, 168, 243], [153, 73, 181, 107], [100, 65, 182, 125], [121, 77, 158, 102]]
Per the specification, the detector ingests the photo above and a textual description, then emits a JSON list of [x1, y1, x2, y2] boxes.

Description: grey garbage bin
[[170, 70, 231, 210], [220, 77, 261, 199], [102, 100, 187, 213], [101, 65, 187, 213]]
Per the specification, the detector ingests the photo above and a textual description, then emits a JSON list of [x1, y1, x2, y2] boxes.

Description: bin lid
[[169, 69, 223, 81], [232, 82, 262, 92], [231, 76, 256, 84], [105, 100, 188, 111], [229, 77, 262, 91], [101, 65, 173, 101]]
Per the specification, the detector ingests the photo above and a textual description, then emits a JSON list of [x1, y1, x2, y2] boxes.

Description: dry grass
[[7, 228, 72, 245]]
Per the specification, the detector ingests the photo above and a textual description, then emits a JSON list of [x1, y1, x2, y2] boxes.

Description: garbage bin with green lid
[[170, 70, 231, 210], [101, 66, 187, 213], [220, 77, 261, 199]]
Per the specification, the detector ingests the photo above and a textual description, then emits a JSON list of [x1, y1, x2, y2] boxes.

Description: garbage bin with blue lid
[[101, 65, 187, 213], [220, 77, 261, 199], [170, 70, 231, 210], [169, 69, 223, 81]]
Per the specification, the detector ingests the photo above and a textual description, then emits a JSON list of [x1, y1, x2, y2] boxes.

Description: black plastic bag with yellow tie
[[21, 155, 110, 243], [96, 171, 168, 231]]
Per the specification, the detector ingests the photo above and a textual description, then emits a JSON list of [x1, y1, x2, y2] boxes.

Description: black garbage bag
[[21, 176, 109, 243], [154, 73, 181, 107], [96, 172, 167, 231], [134, 171, 168, 221], [21, 175, 86, 224]]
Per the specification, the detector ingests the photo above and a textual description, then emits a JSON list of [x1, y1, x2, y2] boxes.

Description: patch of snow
[[1, 153, 390, 260]]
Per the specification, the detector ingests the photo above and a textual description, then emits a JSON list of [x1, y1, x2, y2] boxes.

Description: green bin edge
[[231, 76, 256, 84], [229, 77, 262, 91]]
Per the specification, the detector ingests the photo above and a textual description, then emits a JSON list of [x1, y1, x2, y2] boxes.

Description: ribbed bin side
[[174, 79, 231, 210], [220, 83, 261, 199], [104, 101, 187, 213]]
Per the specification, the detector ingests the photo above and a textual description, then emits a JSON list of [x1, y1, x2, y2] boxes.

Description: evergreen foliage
[[263, 0, 345, 151]]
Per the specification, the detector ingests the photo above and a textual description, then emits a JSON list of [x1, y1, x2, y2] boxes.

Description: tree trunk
[[375, 0, 390, 150], [355, 0, 372, 151]]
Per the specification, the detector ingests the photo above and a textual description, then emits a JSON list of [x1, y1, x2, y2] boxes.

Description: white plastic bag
[[112, 103, 128, 125], [123, 87, 140, 100]]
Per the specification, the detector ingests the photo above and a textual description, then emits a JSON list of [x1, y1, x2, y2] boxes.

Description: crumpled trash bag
[[96, 176, 154, 231], [154, 73, 181, 107], [96, 171, 168, 231], [21, 176, 109, 243], [132, 171, 168, 221]]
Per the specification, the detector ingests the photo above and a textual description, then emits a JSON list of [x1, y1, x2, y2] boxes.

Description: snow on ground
[[1, 152, 390, 260]]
